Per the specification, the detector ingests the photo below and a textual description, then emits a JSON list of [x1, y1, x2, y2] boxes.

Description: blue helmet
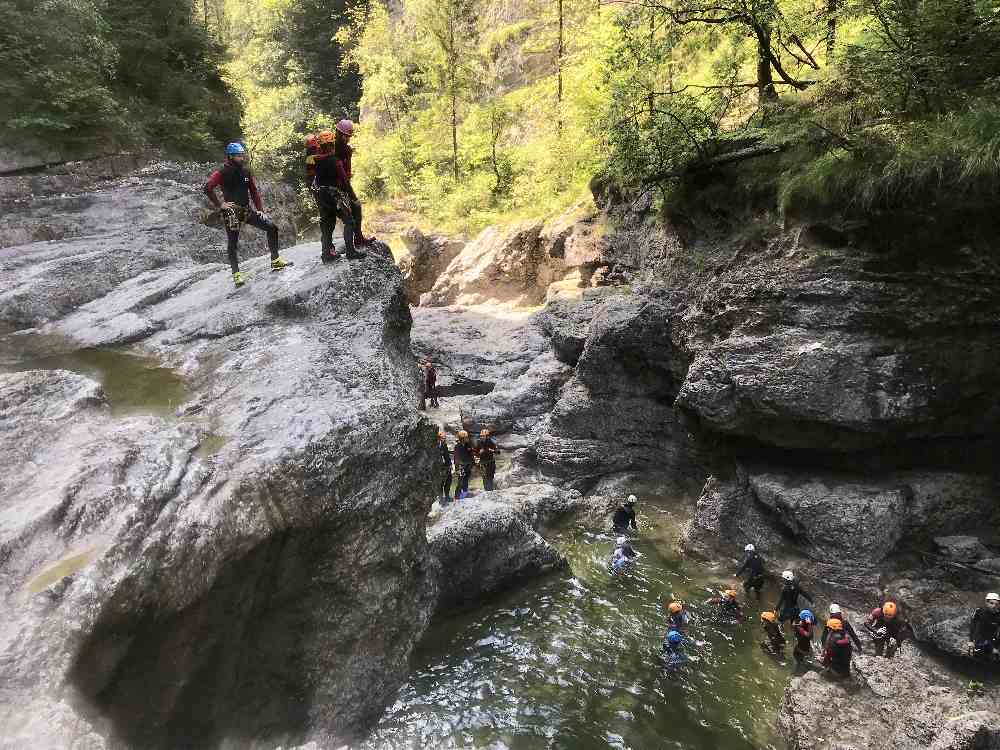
[[225, 142, 246, 156], [799, 609, 813, 622], [667, 630, 683, 645]]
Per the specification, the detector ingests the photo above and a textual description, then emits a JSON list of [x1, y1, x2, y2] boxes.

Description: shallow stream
[[366, 496, 797, 750]]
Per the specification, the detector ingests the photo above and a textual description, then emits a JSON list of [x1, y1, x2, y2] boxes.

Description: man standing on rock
[[312, 122, 370, 263], [203, 142, 291, 288], [437, 430, 452, 504], [865, 601, 912, 658], [476, 428, 499, 491], [453, 430, 475, 500], [773, 570, 814, 630], [968, 593, 1000, 660], [734, 543, 766, 599]]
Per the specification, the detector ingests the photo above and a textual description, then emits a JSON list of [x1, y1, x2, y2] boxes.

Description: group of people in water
[[608, 499, 1000, 676]]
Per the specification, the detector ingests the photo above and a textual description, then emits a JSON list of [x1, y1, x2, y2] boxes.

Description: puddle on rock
[[194, 433, 229, 458], [0, 331, 189, 417], [26, 547, 102, 594]]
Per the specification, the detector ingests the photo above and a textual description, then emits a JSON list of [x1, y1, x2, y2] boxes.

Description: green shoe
[[271, 256, 293, 271], [233, 271, 245, 287]]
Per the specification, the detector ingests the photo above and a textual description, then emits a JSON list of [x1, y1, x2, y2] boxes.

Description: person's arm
[[735, 557, 748, 576], [969, 610, 980, 640], [846, 622, 863, 651], [203, 170, 223, 208], [248, 176, 264, 212]]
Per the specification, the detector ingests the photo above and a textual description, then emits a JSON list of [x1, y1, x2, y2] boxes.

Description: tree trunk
[[757, 31, 778, 102], [203, 0, 209, 32], [557, 0, 564, 135], [827, 0, 838, 62], [451, 92, 459, 181]]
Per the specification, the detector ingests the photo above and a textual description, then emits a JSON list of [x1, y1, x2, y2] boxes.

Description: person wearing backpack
[[793, 609, 815, 664], [822, 618, 854, 677], [312, 121, 373, 263]]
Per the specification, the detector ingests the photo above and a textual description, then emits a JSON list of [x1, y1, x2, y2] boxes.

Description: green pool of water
[[367, 498, 797, 749], [0, 331, 189, 417]]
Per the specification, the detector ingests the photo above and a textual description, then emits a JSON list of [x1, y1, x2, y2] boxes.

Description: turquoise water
[[366, 500, 796, 749]]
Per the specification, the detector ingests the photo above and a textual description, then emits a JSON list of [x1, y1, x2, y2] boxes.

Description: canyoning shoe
[[271, 257, 293, 271], [345, 249, 367, 260], [233, 271, 245, 288], [321, 250, 342, 264]]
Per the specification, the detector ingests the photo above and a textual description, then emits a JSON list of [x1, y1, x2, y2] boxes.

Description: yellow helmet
[[760, 611, 777, 623], [668, 601, 683, 614], [826, 618, 843, 631]]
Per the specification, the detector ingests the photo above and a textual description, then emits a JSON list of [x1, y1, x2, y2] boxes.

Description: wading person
[[760, 611, 787, 656], [612, 495, 639, 535], [793, 609, 815, 664], [203, 142, 290, 287], [666, 601, 690, 633], [476, 428, 498, 491], [453, 430, 475, 500], [822, 618, 854, 678], [735, 543, 766, 599], [774, 570, 814, 630], [437, 430, 452, 504], [968, 593, 1000, 661], [821, 604, 863, 652], [706, 589, 743, 621]]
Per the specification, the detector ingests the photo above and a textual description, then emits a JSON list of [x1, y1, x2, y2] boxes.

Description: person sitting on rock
[[968, 592, 1000, 661], [821, 604, 863, 652], [612, 495, 640, 535], [203, 142, 291, 288], [793, 609, 815, 664], [666, 601, 690, 633], [312, 122, 369, 263], [475, 428, 499, 491], [662, 629, 688, 669], [774, 570, 814, 630], [735, 543, 766, 599], [437, 430, 452, 504], [865, 601, 912, 658], [760, 611, 787, 655], [821, 618, 854, 678], [706, 589, 744, 621], [453, 430, 475, 500]]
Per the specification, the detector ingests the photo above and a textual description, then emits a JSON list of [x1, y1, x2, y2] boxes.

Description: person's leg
[[246, 210, 280, 260], [441, 471, 452, 502], [484, 464, 495, 491], [351, 199, 365, 244], [226, 229, 241, 273]]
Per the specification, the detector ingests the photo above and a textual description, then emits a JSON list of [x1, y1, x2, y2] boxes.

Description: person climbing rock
[[968, 592, 1000, 661], [476, 428, 499, 491], [821, 604, 863, 652], [612, 495, 639, 535], [425, 361, 439, 409], [666, 601, 690, 633], [453, 430, 475, 500], [662, 629, 688, 669], [821, 618, 854, 678], [437, 430, 452, 504], [865, 601, 912, 658], [735, 543, 766, 599], [773, 570, 814, 629], [312, 121, 371, 263], [203, 142, 290, 287], [706, 589, 743, 621], [793, 609, 815, 664], [760, 611, 787, 655]]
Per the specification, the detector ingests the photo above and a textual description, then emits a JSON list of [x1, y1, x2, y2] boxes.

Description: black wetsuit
[[762, 621, 787, 654], [437, 439, 452, 501], [612, 505, 638, 534], [866, 611, 912, 658], [453, 440, 475, 498], [774, 582, 814, 624], [821, 614, 862, 651], [970, 607, 1000, 658], [313, 142, 363, 258], [735, 552, 766, 595], [825, 632, 853, 676], [476, 437, 498, 491], [667, 611, 690, 632]]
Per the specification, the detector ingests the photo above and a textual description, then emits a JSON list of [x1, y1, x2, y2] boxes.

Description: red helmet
[[336, 119, 354, 137], [305, 134, 318, 148]]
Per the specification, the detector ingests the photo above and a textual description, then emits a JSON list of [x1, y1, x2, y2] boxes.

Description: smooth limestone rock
[[397, 226, 465, 305], [0, 244, 438, 750]]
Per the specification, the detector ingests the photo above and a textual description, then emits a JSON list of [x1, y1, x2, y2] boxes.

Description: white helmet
[[829, 603, 842, 614], [782, 570, 794, 581], [987, 593, 1000, 602], [616, 536, 628, 546], [745, 543, 755, 552], [626, 494, 637, 504]]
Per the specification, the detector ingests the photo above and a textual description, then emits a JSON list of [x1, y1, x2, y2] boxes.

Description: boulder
[[397, 226, 465, 305], [934, 536, 993, 564], [0, 243, 440, 749]]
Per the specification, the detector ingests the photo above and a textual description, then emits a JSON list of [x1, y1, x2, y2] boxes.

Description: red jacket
[[203, 162, 263, 211]]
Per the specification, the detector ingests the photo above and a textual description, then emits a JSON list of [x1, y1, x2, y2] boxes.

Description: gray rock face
[[778, 652, 1000, 750], [397, 227, 465, 305], [0, 243, 439, 749], [934, 536, 993, 564]]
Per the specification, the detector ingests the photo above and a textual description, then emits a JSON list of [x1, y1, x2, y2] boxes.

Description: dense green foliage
[[0, 0, 240, 158]]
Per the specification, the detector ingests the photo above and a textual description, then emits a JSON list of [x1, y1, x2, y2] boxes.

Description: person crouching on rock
[[865, 601, 912, 658], [774, 570, 814, 631], [453, 430, 475, 500], [312, 121, 371, 263], [821, 618, 854, 678], [793, 609, 815, 664], [437, 430, 452, 504], [760, 611, 787, 656], [968, 592, 1000, 661], [476, 428, 499, 491], [735, 543, 766, 599], [203, 142, 291, 288], [706, 589, 743, 621], [612, 495, 639, 535]]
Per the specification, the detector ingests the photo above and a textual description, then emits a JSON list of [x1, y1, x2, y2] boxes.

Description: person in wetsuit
[[312, 122, 369, 262], [968, 593, 1000, 660], [706, 589, 744, 620], [821, 604, 863, 652], [453, 430, 475, 500], [203, 142, 290, 287], [610, 536, 639, 572], [662, 629, 687, 669], [760, 611, 787, 655], [425, 361, 439, 409], [735, 543, 766, 599], [865, 601, 912, 658], [612, 495, 639, 535], [793, 609, 815, 664], [475, 428, 499, 491], [666, 601, 690, 633], [774, 570, 814, 629], [437, 430, 452, 503], [822, 618, 854, 677]]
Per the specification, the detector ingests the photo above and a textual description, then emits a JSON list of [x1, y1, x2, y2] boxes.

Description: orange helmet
[[826, 618, 843, 631], [668, 601, 683, 614], [760, 611, 777, 623], [457, 430, 469, 440], [882, 602, 898, 619], [318, 129, 335, 145], [723, 589, 737, 600]]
